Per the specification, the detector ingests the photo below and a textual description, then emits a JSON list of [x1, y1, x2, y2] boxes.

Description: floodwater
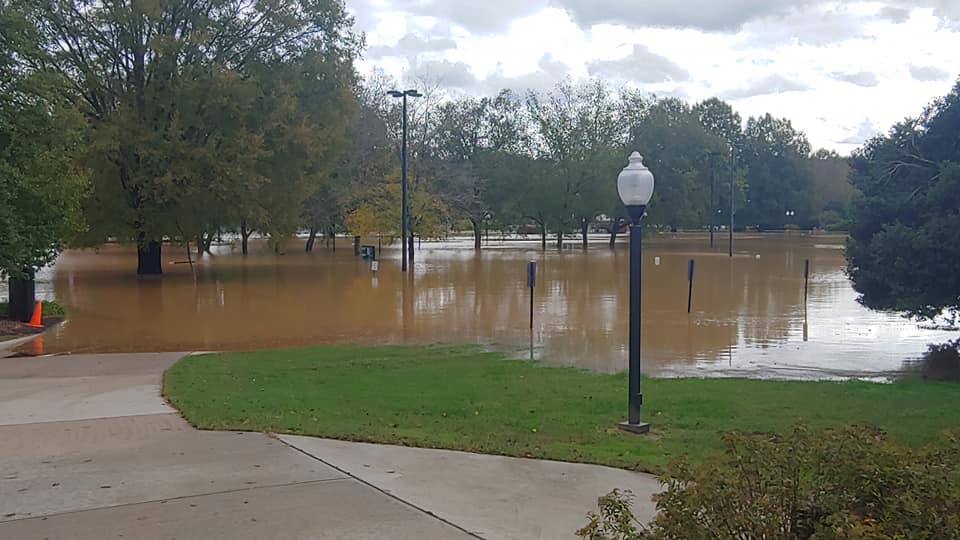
[[10, 234, 956, 379]]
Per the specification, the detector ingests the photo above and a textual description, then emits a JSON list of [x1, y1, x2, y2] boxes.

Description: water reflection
[[10, 234, 956, 379]]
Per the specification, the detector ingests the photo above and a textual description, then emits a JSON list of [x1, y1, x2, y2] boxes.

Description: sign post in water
[[527, 261, 537, 330]]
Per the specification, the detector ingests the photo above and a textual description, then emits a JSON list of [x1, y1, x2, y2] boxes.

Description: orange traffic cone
[[26, 301, 43, 328]]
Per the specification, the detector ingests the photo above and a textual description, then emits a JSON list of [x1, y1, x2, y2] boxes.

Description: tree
[[526, 79, 624, 249], [809, 149, 853, 230], [629, 98, 726, 229], [740, 114, 814, 228], [17, 0, 359, 273], [431, 90, 530, 249], [694, 97, 743, 150], [0, 4, 87, 320], [847, 79, 960, 319], [431, 96, 491, 248]]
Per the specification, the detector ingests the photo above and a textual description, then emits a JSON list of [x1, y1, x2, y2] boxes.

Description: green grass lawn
[[163, 345, 960, 473]]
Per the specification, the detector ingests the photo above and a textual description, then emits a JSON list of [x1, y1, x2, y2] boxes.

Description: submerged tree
[[0, 4, 87, 320], [848, 79, 960, 319], [16, 0, 359, 273]]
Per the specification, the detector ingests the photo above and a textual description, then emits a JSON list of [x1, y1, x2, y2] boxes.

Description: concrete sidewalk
[[0, 351, 659, 539]]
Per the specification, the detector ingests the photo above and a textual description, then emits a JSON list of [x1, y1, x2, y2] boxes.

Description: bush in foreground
[[579, 425, 960, 539]]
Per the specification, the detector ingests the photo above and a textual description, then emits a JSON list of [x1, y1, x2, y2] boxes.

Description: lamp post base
[[617, 421, 651, 435]]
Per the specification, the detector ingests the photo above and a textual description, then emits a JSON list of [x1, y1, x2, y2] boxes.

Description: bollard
[[687, 259, 695, 313], [527, 261, 537, 329], [803, 258, 810, 309]]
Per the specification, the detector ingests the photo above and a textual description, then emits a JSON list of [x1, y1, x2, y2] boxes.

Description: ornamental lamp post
[[617, 152, 655, 434]]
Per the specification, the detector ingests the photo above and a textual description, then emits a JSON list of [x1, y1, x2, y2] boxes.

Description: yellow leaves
[[345, 206, 379, 236]]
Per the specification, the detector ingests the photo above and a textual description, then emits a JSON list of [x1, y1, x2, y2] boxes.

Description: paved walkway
[[0, 351, 659, 539]]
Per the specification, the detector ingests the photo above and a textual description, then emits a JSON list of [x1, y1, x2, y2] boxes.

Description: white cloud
[[831, 71, 880, 87], [349, 0, 960, 153], [367, 33, 458, 60], [839, 118, 880, 145], [909, 64, 950, 82], [587, 44, 689, 83], [407, 59, 478, 89], [387, 0, 548, 34], [722, 75, 810, 100]]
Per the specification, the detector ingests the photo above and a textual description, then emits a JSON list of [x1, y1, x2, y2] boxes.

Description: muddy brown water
[[8, 233, 955, 379]]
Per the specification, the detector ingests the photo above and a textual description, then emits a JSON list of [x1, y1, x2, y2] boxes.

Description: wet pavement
[[0, 352, 659, 539]]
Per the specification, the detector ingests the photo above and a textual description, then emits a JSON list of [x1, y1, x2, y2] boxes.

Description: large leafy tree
[[17, 0, 359, 273], [629, 98, 727, 229], [526, 79, 624, 249], [0, 4, 87, 320], [847, 79, 960, 319], [740, 114, 814, 228]]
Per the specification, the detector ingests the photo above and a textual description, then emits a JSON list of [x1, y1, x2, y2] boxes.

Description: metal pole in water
[[687, 259, 695, 313], [527, 261, 537, 330], [729, 146, 735, 258], [400, 93, 409, 272], [708, 152, 717, 249], [804, 258, 810, 309]]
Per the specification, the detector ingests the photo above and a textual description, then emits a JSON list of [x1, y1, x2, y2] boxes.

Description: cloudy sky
[[348, 1, 959, 154]]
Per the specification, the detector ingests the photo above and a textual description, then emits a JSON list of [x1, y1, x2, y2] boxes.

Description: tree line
[[321, 75, 855, 255], [2, 0, 854, 296]]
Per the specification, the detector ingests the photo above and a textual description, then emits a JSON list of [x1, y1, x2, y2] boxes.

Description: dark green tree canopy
[[739, 114, 814, 228], [847, 79, 960, 318], [13, 0, 360, 271], [0, 3, 87, 278]]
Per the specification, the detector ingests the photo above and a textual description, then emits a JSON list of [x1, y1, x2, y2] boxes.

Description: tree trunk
[[137, 233, 162, 275], [539, 223, 547, 251], [353, 236, 360, 256], [305, 227, 317, 253], [408, 231, 415, 262], [556, 231, 563, 250], [240, 221, 251, 256], [609, 218, 621, 249], [332, 231, 336, 252], [581, 218, 589, 250], [202, 231, 214, 254], [8, 270, 36, 322], [471, 219, 482, 249]]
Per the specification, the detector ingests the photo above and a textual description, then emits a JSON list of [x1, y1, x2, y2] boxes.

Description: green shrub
[[579, 425, 960, 539], [916, 340, 960, 381]]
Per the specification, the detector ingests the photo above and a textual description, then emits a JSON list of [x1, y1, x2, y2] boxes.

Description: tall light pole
[[617, 152, 655, 434], [729, 145, 735, 258], [388, 89, 422, 272], [708, 151, 719, 249]]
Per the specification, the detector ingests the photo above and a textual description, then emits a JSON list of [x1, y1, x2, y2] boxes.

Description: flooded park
[[8, 233, 954, 379]]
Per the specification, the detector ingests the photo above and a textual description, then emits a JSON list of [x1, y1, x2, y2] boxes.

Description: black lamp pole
[[729, 146, 735, 258], [388, 89, 422, 272], [708, 152, 719, 249], [620, 204, 650, 433]]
